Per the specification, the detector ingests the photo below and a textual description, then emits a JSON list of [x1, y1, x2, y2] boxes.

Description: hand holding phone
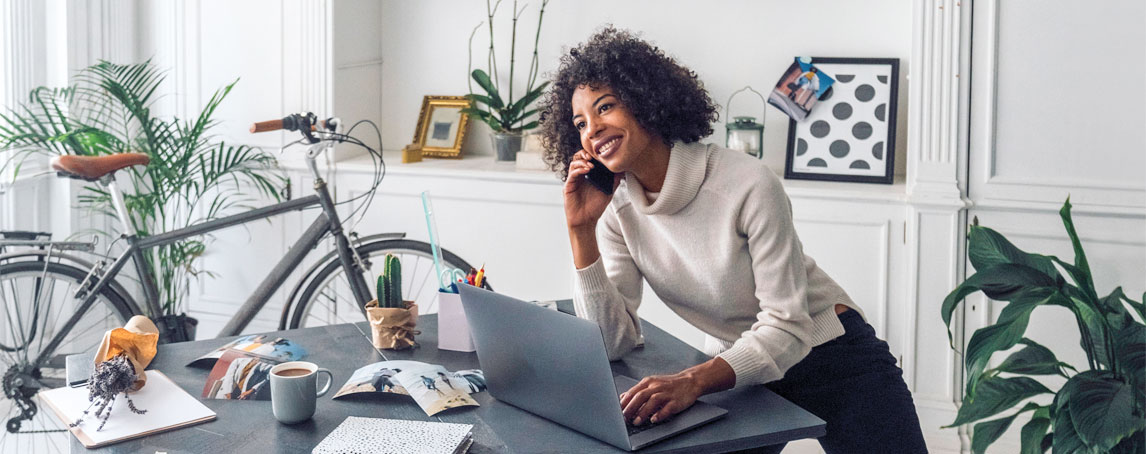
[[583, 158, 616, 195]]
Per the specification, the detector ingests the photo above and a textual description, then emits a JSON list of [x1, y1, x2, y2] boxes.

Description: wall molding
[[968, 0, 1146, 212], [795, 217, 892, 340]]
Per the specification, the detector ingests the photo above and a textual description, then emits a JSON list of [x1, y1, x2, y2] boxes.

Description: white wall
[[379, 0, 912, 176]]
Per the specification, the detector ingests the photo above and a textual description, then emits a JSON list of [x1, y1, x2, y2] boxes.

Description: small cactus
[[375, 254, 403, 308]]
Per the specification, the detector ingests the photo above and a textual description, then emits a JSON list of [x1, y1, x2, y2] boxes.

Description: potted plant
[[365, 254, 418, 350], [942, 198, 1144, 453], [0, 60, 285, 342], [463, 0, 551, 161]]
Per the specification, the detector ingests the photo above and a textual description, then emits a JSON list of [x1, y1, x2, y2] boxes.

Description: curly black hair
[[538, 26, 719, 180]]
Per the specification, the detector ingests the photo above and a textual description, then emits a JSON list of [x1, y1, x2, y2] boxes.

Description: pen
[[475, 264, 485, 287]]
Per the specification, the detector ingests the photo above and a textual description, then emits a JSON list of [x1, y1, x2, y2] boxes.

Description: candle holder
[[725, 86, 766, 159]]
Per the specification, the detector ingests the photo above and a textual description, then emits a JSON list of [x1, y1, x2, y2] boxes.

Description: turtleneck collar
[[625, 141, 710, 216]]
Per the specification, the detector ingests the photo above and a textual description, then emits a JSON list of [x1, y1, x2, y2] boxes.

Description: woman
[[538, 27, 926, 453]]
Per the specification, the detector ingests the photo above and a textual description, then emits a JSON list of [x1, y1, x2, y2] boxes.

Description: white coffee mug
[[270, 361, 333, 424]]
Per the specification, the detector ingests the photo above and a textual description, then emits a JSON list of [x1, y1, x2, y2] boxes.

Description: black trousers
[[732, 309, 928, 453]]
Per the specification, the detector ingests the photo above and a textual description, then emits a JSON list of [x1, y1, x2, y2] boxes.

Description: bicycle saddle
[[50, 153, 150, 181]]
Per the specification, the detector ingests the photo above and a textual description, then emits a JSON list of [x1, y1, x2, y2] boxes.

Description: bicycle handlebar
[[249, 113, 338, 134]]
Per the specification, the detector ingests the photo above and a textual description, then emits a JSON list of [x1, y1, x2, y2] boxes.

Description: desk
[[75, 304, 825, 453]]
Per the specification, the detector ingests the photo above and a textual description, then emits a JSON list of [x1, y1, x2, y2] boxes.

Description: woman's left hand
[[620, 372, 703, 426], [620, 357, 735, 426]]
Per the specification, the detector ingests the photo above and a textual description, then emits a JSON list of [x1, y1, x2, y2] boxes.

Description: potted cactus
[[365, 254, 419, 349]]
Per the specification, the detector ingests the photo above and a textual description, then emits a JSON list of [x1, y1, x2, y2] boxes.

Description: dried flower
[[70, 353, 147, 431]]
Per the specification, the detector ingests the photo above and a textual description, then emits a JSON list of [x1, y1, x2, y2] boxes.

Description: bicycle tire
[[0, 260, 137, 448], [286, 239, 488, 329]]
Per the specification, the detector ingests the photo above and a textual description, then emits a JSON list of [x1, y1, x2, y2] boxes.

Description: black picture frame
[[784, 57, 899, 184]]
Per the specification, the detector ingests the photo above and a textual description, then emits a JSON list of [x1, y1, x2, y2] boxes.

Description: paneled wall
[[961, 1, 1146, 451]]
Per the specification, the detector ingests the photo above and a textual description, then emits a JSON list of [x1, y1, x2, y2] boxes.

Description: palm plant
[[0, 60, 284, 318], [942, 199, 1145, 453]]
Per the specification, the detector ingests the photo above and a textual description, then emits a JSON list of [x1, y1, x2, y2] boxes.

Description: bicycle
[[0, 113, 488, 446]]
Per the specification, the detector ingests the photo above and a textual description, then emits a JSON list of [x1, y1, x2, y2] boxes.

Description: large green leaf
[[1114, 323, 1145, 389], [1019, 407, 1051, 454], [1059, 198, 1097, 300], [949, 376, 1051, 427], [968, 225, 1060, 280], [466, 93, 503, 110], [965, 289, 1058, 395], [994, 338, 1075, 377], [1054, 405, 1098, 454], [470, 69, 502, 107], [941, 264, 1058, 338], [972, 402, 1042, 454], [1067, 288, 1112, 370], [1069, 373, 1144, 451], [1099, 287, 1134, 330]]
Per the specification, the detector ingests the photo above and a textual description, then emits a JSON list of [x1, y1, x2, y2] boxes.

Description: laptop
[[457, 284, 727, 451]]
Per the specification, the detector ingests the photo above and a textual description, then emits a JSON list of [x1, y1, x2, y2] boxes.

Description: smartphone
[[583, 159, 616, 195]]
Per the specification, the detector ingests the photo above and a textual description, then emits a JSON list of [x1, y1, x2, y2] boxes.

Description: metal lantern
[[725, 86, 766, 159]]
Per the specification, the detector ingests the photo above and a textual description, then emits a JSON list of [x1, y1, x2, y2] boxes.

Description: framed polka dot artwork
[[784, 58, 899, 184]]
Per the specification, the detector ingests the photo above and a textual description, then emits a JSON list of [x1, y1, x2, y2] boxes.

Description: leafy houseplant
[[0, 60, 284, 341], [942, 199, 1145, 453], [464, 0, 551, 161]]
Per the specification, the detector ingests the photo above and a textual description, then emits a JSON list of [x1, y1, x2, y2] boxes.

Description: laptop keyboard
[[626, 419, 665, 436]]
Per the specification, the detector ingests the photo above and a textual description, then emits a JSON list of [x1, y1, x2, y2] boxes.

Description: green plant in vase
[[464, 0, 551, 161], [941, 198, 1144, 453]]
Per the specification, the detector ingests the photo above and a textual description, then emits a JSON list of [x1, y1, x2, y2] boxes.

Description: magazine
[[186, 334, 305, 368], [201, 350, 280, 400], [333, 361, 486, 416]]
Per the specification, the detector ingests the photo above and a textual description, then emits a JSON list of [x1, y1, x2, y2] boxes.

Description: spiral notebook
[[40, 370, 216, 448], [313, 417, 473, 454]]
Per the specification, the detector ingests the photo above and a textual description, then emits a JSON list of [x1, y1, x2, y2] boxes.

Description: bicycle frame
[[30, 141, 375, 370]]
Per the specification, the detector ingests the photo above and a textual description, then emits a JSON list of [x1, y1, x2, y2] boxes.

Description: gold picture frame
[[412, 95, 471, 159]]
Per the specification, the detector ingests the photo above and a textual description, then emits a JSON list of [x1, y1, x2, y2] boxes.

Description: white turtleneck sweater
[[572, 141, 863, 388]]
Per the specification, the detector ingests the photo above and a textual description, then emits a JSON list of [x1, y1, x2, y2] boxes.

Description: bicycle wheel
[[0, 260, 137, 453], [286, 239, 487, 329]]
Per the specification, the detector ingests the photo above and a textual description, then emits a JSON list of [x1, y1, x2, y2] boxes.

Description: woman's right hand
[[564, 149, 620, 231]]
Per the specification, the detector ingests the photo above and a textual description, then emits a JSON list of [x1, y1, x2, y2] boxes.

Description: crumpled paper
[[365, 300, 419, 350], [93, 315, 159, 391]]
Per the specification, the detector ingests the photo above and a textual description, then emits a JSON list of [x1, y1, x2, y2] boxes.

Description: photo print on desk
[[784, 57, 900, 184], [186, 334, 306, 368], [333, 360, 486, 416], [201, 350, 280, 400]]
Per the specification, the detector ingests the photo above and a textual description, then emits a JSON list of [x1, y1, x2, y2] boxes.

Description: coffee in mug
[[274, 368, 312, 377], [270, 361, 333, 424]]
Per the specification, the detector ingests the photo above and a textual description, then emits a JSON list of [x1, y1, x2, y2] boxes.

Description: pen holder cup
[[437, 291, 476, 352], [365, 300, 419, 350]]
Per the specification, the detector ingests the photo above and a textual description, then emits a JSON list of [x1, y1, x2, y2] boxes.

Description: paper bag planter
[[366, 254, 419, 349], [366, 300, 419, 350]]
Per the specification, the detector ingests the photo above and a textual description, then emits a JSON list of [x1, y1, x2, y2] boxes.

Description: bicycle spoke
[[6, 279, 31, 362], [34, 277, 60, 360], [415, 256, 434, 310]]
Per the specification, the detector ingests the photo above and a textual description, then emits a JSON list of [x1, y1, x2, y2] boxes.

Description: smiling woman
[[538, 26, 927, 453]]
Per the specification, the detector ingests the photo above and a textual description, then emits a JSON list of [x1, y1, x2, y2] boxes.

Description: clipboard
[[39, 370, 216, 448]]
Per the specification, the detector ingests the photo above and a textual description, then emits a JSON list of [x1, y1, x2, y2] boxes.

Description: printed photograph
[[455, 369, 487, 394], [187, 334, 306, 368], [333, 360, 430, 398], [768, 57, 835, 121], [201, 350, 278, 400], [395, 365, 479, 416]]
